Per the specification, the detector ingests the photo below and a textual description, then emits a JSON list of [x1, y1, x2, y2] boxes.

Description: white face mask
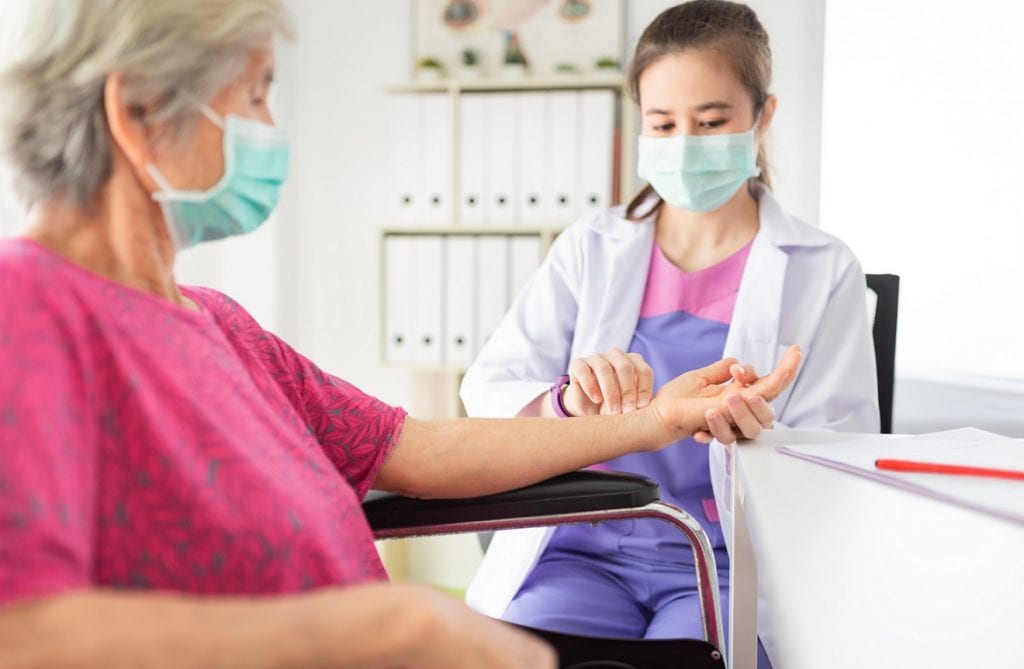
[[636, 122, 760, 213]]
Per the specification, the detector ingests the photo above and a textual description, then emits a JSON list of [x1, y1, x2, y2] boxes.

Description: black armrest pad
[[363, 470, 659, 531]]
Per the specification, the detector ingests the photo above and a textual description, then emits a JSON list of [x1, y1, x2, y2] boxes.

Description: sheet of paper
[[777, 427, 1024, 526]]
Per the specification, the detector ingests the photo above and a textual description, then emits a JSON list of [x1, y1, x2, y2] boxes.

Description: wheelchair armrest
[[363, 470, 660, 532]]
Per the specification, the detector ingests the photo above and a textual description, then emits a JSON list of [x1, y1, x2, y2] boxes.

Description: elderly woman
[[0, 1, 799, 667]]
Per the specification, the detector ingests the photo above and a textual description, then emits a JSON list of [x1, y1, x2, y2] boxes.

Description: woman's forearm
[[0, 585, 429, 669], [379, 408, 671, 499]]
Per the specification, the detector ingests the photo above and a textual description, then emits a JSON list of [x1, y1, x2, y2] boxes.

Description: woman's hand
[[407, 586, 556, 669], [561, 348, 655, 416], [649, 345, 801, 446]]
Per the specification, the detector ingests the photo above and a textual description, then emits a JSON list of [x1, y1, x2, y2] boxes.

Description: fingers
[[571, 349, 654, 414], [694, 430, 714, 444], [742, 392, 776, 427], [705, 408, 739, 445], [694, 357, 739, 387], [628, 352, 654, 410], [604, 348, 637, 413], [585, 352, 622, 413], [568, 357, 603, 405], [729, 363, 758, 386], [723, 393, 765, 440], [750, 345, 802, 401]]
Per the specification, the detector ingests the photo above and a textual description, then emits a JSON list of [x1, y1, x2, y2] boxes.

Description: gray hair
[[0, 0, 294, 207]]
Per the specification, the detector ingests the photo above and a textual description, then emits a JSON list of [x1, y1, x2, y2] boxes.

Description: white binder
[[387, 94, 422, 225], [483, 93, 519, 227], [546, 91, 581, 225], [384, 236, 414, 363], [476, 236, 509, 351], [508, 236, 542, 303], [410, 236, 445, 365], [579, 90, 616, 215], [444, 236, 478, 367], [459, 94, 487, 227], [517, 92, 549, 227], [418, 93, 453, 226]]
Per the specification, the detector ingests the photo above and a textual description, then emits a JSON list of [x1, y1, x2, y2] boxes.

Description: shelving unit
[[383, 76, 636, 231], [379, 74, 636, 385]]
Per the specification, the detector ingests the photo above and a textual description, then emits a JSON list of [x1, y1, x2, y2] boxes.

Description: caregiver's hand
[[562, 348, 655, 416], [408, 585, 556, 669], [648, 345, 801, 446]]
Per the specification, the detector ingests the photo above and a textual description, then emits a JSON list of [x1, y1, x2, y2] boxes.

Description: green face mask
[[636, 123, 760, 213], [147, 106, 290, 248]]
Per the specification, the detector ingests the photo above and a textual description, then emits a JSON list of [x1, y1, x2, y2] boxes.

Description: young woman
[[460, 0, 879, 663]]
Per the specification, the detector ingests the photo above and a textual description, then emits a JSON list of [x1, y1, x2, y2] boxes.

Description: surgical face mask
[[636, 123, 760, 213], [146, 106, 290, 248]]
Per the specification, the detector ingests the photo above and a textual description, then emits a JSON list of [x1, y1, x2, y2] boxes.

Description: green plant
[[503, 31, 528, 66], [418, 57, 444, 70], [555, 62, 579, 73], [461, 48, 479, 67], [595, 57, 620, 70]]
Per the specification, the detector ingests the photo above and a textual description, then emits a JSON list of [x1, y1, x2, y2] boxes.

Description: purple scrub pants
[[502, 520, 773, 668]]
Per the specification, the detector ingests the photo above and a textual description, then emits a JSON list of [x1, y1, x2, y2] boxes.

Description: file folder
[[459, 94, 487, 227], [483, 93, 519, 227], [476, 236, 509, 350], [410, 236, 444, 365], [444, 236, 478, 367], [384, 236, 414, 363]]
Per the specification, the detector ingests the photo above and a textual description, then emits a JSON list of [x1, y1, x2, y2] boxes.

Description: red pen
[[874, 458, 1024, 482]]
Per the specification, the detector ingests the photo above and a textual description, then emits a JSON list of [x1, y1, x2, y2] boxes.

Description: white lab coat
[[459, 185, 880, 619]]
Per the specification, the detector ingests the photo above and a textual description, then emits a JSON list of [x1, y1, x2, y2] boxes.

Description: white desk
[[728, 429, 1024, 669]]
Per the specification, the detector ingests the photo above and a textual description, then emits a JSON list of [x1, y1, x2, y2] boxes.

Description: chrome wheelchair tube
[[372, 500, 726, 660]]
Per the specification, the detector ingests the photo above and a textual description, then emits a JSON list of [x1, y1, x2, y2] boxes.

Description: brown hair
[[625, 0, 773, 220]]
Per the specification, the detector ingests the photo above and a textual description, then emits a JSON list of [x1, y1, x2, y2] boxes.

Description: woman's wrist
[[639, 400, 684, 449]]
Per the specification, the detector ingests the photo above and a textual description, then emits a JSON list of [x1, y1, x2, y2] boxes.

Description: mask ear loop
[[146, 104, 226, 196], [198, 104, 225, 130]]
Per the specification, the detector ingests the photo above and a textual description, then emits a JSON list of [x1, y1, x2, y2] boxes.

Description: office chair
[[865, 274, 900, 433], [363, 274, 900, 668], [363, 471, 726, 669]]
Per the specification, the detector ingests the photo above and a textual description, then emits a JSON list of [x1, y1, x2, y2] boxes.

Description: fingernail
[[611, 403, 621, 413], [638, 397, 650, 408], [728, 394, 743, 407], [707, 410, 719, 421], [623, 401, 636, 413]]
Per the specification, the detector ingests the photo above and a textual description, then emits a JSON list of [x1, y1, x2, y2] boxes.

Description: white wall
[[820, 0, 1024, 380], [820, 0, 1024, 434]]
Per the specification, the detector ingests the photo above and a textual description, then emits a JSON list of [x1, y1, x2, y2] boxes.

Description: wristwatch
[[549, 374, 572, 418]]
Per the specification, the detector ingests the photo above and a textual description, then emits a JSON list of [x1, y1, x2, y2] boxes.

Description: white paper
[[778, 427, 1024, 526]]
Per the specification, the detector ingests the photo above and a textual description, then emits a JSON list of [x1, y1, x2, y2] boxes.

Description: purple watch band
[[550, 374, 572, 418]]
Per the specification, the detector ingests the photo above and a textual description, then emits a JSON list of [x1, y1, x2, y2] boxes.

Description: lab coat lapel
[[578, 215, 655, 357], [723, 221, 788, 375]]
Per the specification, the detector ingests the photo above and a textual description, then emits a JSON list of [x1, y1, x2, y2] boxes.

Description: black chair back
[[865, 274, 900, 433]]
